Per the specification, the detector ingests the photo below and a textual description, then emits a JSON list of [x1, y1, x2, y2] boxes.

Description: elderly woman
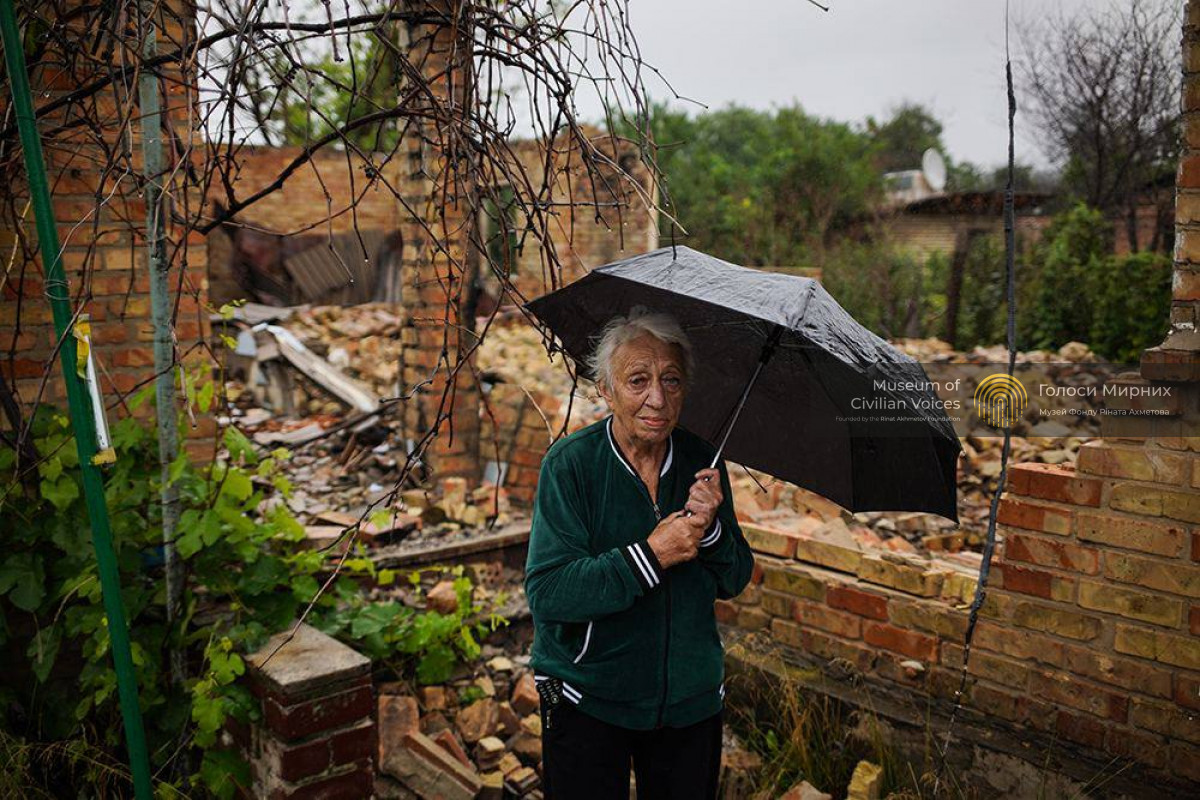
[[524, 307, 755, 799]]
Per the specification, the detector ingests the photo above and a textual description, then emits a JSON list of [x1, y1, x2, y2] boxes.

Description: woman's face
[[599, 333, 686, 447]]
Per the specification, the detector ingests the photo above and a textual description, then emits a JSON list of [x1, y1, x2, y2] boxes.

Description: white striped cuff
[[699, 519, 723, 548], [621, 541, 663, 591]]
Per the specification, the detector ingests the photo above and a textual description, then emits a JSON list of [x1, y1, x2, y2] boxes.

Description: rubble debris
[[456, 698, 500, 744], [378, 694, 421, 761], [846, 760, 884, 800], [426, 580, 461, 614], [779, 781, 833, 800], [474, 736, 506, 769], [510, 674, 539, 716], [254, 324, 380, 413], [432, 729, 473, 769], [381, 731, 483, 800], [718, 744, 762, 800], [503, 765, 541, 795]]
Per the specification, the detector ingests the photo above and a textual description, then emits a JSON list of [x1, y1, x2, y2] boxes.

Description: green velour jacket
[[524, 415, 755, 731]]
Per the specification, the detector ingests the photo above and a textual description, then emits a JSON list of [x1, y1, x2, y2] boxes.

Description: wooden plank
[[260, 324, 380, 414]]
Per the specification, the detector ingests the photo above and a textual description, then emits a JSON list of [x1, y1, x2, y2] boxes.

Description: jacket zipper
[[629, 472, 670, 729], [612, 425, 672, 728]]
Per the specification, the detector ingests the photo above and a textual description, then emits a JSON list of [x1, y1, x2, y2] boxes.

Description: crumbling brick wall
[[721, 430, 1199, 789], [498, 132, 658, 301], [204, 146, 407, 306], [0, 0, 213, 456]]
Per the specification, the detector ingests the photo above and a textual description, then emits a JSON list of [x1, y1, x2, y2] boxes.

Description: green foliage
[[1024, 204, 1111, 352], [0, 389, 503, 796], [865, 102, 945, 175], [821, 239, 944, 341], [1021, 203, 1171, 360], [1087, 250, 1172, 362], [647, 103, 882, 266]]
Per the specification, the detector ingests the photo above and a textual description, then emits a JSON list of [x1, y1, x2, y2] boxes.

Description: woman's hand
[[647, 511, 708, 568], [684, 468, 723, 531]]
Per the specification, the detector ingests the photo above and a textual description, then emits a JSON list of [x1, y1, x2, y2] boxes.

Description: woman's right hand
[[646, 511, 707, 569]]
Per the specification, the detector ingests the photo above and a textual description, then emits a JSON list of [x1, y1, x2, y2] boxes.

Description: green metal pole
[[0, 3, 154, 798]]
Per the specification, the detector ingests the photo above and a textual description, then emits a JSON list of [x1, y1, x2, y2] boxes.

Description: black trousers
[[540, 700, 724, 799]]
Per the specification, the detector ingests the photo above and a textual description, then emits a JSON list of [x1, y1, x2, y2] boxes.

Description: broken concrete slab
[[245, 623, 370, 699]]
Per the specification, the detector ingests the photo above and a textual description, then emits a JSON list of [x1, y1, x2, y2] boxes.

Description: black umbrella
[[525, 246, 962, 522]]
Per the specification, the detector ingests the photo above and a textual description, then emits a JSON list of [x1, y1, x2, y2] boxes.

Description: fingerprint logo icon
[[973, 374, 1027, 429]]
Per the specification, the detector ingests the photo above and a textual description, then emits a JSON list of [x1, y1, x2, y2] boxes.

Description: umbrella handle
[[683, 325, 783, 519]]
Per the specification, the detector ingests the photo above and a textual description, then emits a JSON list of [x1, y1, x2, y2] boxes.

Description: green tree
[[648, 103, 881, 266], [865, 103, 944, 174]]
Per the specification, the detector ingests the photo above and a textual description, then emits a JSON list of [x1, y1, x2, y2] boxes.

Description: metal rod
[[707, 325, 783, 469], [138, 1, 184, 689], [0, 4, 153, 797]]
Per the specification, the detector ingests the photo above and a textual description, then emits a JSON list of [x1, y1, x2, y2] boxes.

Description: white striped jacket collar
[[604, 415, 673, 480]]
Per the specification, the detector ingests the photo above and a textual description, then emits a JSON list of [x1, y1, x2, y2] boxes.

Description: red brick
[[278, 738, 331, 783], [272, 766, 372, 800], [264, 685, 374, 741], [1105, 727, 1169, 770], [714, 599, 739, 625], [111, 347, 155, 367], [1003, 534, 1099, 574], [1062, 644, 1172, 698], [742, 523, 800, 558], [1076, 511, 1185, 557], [1008, 463, 1102, 506], [771, 618, 875, 672], [1077, 442, 1187, 484], [330, 721, 376, 766], [736, 606, 770, 630], [826, 584, 889, 620], [862, 621, 937, 661], [792, 599, 862, 639], [996, 563, 1076, 602], [1054, 709, 1107, 749], [1191, 605, 1200, 635], [1030, 671, 1128, 722], [997, 496, 1073, 535], [968, 683, 1051, 726], [1178, 674, 1200, 713], [750, 561, 764, 585]]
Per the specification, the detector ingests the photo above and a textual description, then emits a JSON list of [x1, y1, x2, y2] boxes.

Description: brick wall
[[1144, 0, 1200, 377], [0, 0, 213, 455], [205, 146, 406, 306], [721, 432, 1199, 788], [501, 131, 658, 300]]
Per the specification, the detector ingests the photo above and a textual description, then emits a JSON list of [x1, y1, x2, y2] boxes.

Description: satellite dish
[[922, 148, 947, 192]]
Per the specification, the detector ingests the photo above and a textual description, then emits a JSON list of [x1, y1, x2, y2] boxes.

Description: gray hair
[[587, 306, 694, 391]]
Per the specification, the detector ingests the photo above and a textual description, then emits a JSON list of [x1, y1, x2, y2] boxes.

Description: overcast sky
[[576, 0, 1160, 172]]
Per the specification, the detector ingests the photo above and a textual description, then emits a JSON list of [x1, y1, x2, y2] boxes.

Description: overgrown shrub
[[1021, 203, 1172, 360], [0, 389, 504, 797], [822, 239, 943, 340]]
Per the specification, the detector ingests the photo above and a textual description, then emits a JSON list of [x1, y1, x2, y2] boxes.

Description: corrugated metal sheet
[[283, 230, 388, 304]]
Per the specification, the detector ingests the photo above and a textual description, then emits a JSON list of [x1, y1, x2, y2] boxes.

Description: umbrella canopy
[[526, 246, 962, 522]]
